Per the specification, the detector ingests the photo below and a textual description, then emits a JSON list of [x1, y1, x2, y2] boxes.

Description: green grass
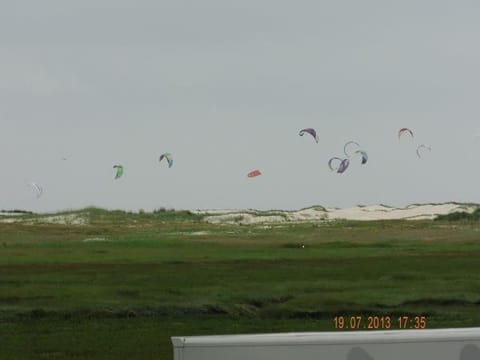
[[1, 208, 480, 359]]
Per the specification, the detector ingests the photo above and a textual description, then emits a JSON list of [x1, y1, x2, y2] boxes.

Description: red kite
[[247, 169, 261, 178]]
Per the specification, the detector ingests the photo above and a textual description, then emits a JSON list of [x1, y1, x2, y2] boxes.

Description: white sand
[[39, 214, 88, 225], [326, 203, 475, 221], [0, 213, 88, 225], [190, 231, 210, 236], [82, 237, 109, 242]]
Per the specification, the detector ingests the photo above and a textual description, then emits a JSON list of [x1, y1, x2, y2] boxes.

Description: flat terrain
[[1, 208, 480, 359]]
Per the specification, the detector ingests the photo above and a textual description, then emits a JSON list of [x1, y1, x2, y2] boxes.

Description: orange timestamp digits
[[397, 315, 427, 329], [333, 315, 427, 330]]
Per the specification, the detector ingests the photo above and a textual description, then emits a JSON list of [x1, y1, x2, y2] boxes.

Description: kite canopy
[[247, 169, 262, 178], [328, 157, 350, 173], [299, 128, 319, 143], [337, 158, 350, 174], [159, 153, 173, 168], [416, 144, 431, 158], [28, 182, 43, 198], [398, 128, 414, 139], [113, 165, 124, 179], [354, 150, 368, 165], [343, 141, 361, 158], [328, 157, 343, 172]]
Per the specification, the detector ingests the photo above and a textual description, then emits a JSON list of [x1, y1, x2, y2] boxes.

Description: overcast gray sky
[[1, 0, 480, 212]]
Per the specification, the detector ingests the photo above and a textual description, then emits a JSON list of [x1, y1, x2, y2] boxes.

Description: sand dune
[[0, 203, 477, 225], [194, 203, 478, 225]]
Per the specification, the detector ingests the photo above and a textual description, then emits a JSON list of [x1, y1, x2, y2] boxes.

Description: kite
[[113, 165, 124, 179], [337, 158, 350, 174], [328, 157, 343, 172], [416, 144, 431, 158], [328, 157, 350, 173], [299, 128, 319, 143], [247, 169, 261, 178], [344, 141, 361, 158], [28, 182, 43, 199], [398, 128, 414, 139], [159, 153, 173, 168], [354, 150, 368, 165]]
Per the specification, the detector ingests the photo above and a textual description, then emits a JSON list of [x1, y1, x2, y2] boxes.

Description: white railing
[[172, 327, 480, 359]]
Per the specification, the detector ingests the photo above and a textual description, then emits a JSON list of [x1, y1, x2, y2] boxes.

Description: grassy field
[[1, 208, 480, 359]]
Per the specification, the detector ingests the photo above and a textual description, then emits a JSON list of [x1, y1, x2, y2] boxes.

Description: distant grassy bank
[[1, 208, 480, 359]]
